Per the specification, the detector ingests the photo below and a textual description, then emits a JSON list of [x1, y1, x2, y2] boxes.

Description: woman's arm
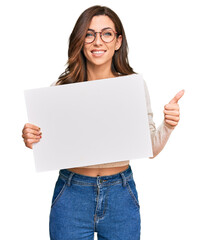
[[143, 80, 184, 158]]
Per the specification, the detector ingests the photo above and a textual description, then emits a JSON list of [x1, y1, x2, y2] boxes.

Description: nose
[[94, 32, 103, 45]]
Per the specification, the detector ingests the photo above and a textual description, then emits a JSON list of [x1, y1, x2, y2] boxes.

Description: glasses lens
[[102, 29, 115, 43], [85, 31, 95, 43]]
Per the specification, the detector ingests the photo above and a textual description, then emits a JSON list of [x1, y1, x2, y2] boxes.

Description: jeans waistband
[[59, 165, 133, 187]]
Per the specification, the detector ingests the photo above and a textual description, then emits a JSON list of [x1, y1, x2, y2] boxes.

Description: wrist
[[163, 120, 176, 130]]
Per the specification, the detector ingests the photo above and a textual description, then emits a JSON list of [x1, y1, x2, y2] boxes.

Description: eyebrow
[[87, 27, 113, 32]]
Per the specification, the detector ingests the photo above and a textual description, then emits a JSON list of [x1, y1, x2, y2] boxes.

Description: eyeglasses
[[84, 28, 118, 44]]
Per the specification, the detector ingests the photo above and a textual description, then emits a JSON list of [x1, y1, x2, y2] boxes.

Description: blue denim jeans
[[49, 165, 141, 240]]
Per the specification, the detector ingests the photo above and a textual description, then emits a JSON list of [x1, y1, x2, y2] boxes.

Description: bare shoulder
[[50, 80, 58, 86]]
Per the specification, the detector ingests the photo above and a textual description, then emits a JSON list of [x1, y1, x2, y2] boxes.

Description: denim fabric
[[49, 165, 141, 240]]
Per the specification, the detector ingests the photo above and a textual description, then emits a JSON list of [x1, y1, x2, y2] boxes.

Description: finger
[[22, 132, 42, 140], [23, 128, 42, 136], [24, 138, 40, 147], [23, 123, 41, 133], [165, 119, 178, 126], [169, 90, 185, 104], [164, 104, 179, 110], [164, 110, 179, 116], [165, 115, 180, 121], [23, 139, 33, 149]]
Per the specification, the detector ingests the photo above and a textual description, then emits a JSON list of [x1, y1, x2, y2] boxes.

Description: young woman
[[22, 5, 184, 240]]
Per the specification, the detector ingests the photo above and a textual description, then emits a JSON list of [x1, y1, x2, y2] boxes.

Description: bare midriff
[[67, 164, 129, 177]]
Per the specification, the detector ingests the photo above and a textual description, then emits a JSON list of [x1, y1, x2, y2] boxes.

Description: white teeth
[[92, 51, 105, 54]]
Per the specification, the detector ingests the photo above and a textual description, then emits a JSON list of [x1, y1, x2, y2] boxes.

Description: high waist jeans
[[49, 165, 141, 240]]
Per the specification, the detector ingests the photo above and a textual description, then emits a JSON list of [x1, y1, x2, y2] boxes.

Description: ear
[[115, 35, 122, 51]]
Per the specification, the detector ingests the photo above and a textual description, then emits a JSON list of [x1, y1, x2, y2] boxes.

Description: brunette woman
[[22, 5, 184, 240]]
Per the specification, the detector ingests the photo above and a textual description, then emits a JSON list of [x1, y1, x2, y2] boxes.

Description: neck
[[86, 61, 116, 81]]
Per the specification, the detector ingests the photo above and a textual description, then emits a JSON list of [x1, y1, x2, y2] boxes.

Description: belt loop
[[67, 172, 75, 186], [120, 172, 127, 187]]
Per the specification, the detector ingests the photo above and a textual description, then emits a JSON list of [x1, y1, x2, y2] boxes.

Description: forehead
[[88, 15, 115, 31]]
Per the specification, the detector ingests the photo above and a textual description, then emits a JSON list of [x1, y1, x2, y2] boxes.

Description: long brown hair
[[56, 5, 136, 85]]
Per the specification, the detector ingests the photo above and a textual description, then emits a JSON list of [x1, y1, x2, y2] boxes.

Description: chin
[[88, 58, 112, 67]]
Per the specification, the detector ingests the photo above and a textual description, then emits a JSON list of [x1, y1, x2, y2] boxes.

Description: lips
[[91, 49, 106, 57]]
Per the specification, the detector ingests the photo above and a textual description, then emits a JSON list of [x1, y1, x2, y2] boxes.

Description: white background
[[0, 0, 205, 239]]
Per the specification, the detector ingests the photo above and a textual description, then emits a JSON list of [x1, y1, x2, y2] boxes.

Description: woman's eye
[[104, 32, 112, 36], [103, 31, 113, 38], [86, 32, 94, 37]]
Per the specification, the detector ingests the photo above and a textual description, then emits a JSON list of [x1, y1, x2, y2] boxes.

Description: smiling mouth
[[91, 50, 106, 57]]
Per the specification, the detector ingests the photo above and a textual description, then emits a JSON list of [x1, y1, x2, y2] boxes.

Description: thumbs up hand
[[163, 90, 185, 128]]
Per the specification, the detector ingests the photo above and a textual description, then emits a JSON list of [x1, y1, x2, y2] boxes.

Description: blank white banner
[[24, 74, 153, 172]]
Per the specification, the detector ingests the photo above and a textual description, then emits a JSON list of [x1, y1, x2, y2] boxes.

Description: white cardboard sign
[[24, 74, 153, 172]]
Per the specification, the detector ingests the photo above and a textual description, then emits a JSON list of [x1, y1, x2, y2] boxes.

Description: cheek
[[108, 41, 118, 54], [83, 47, 90, 59], [109, 47, 116, 58], [83, 47, 87, 55]]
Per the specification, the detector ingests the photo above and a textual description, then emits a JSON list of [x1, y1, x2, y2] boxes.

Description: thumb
[[169, 89, 185, 104]]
